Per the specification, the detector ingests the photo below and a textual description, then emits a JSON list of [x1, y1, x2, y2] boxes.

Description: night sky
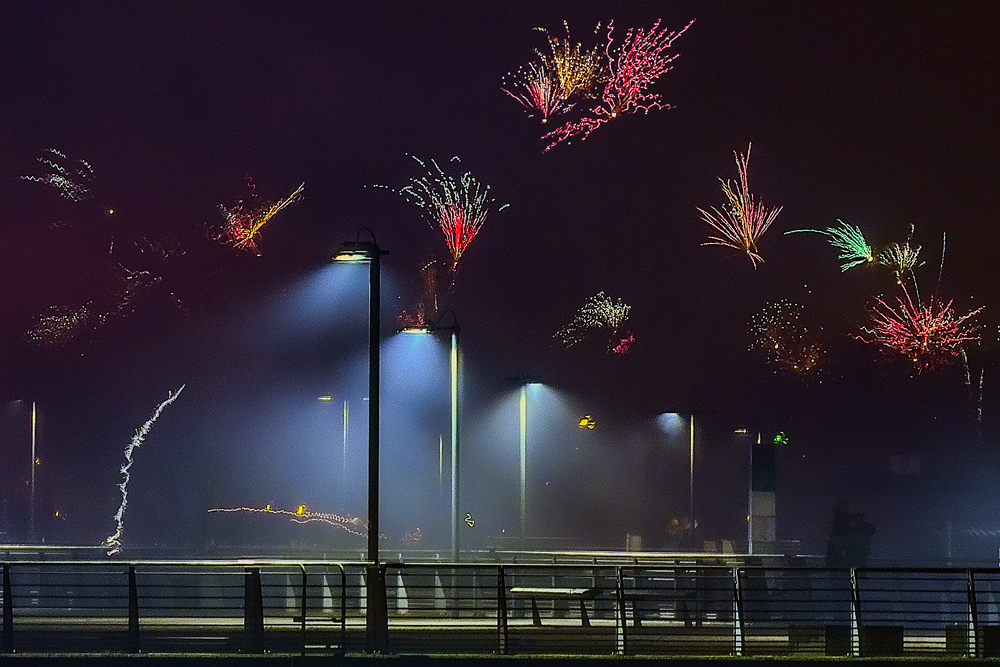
[[0, 2, 999, 562]]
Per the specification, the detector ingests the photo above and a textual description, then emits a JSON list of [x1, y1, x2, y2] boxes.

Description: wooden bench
[[509, 587, 600, 627]]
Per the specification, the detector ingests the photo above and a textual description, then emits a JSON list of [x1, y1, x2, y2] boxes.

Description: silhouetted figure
[[826, 505, 875, 567]]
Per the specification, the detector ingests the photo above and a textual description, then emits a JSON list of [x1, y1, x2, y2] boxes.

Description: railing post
[[732, 567, 743, 656], [365, 564, 388, 653], [299, 565, 308, 656], [2, 563, 12, 654], [968, 569, 979, 658], [849, 568, 861, 657], [127, 566, 139, 653], [497, 565, 508, 655], [244, 567, 264, 654], [615, 566, 628, 656], [339, 565, 347, 656]]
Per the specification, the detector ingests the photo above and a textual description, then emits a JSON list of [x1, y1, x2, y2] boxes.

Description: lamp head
[[333, 239, 387, 263]]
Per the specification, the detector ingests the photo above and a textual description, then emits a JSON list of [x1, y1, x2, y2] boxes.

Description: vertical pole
[[968, 569, 979, 658], [30, 402, 36, 543], [367, 253, 380, 564], [688, 414, 695, 524], [849, 567, 861, 657], [748, 433, 758, 555], [244, 567, 264, 654], [733, 567, 744, 656], [519, 385, 527, 545], [497, 565, 509, 655], [128, 566, 139, 653], [450, 329, 460, 562], [2, 563, 12, 653], [342, 400, 349, 504]]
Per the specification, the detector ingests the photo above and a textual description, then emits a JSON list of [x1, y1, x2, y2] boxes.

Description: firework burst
[[555, 291, 632, 353], [749, 300, 824, 374], [502, 61, 574, 123], [535, 21, 608, 100], [699, 143, 782, 267], [22, 149, 94, 202], [856, 287, 982, 369], [217, 181, 304, 253], [877, 241, 922, 284], [26, 304, 94, 347], [542, 18, 694, 152], [785, 220, 874, 271], [398, 156, 508, 274]]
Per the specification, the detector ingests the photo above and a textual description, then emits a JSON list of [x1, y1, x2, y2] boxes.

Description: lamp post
[[506, 376, 541, 546], [334, 231, 388, 653], [333, 234, 387, 564], [401, 311, 461, 562], [30, 401, 36, 543]]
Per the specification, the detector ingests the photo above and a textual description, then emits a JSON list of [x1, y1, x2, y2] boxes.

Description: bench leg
[[530, 599, 541, 626], [579, 599, 590, 627]]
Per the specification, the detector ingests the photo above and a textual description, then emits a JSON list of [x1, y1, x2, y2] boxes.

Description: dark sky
[[0, 2, 998, 560]]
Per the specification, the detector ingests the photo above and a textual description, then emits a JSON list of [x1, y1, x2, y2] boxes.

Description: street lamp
[[334, 231, 388, 653], [506, 376, 541, 546], [401, 311, 461, 562], [333, 232, 387, 564], [658, 412, 696, 526], [30, 401, 37, 542]]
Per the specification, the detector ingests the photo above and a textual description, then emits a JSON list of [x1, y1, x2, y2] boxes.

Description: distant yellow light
[[318, 395, 333, 402], [578, 415, 596, 429]]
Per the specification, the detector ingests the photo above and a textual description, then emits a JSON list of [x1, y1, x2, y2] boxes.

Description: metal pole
[[519, 385, 527, 544], [748, 432, 758, 555], [30, 402, 36, 543], [450, 329, 460, 562], [688, 414, 695, 524], [367, 252, 380, 564], [342, 399, 349, 504]]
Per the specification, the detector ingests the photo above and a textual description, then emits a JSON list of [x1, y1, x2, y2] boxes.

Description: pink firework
[[699, 144, 782, 267], [855, 286, 983, 369], [502, 61, 574, 123], [542, 18, 694, 152]]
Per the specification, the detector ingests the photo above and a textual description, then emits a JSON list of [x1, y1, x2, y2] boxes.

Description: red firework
[[542, 18, 694, 152], [856, 286, 983, 368]]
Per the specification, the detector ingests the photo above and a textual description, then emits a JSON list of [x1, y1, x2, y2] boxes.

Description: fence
[[4, 559, 1000, 657]]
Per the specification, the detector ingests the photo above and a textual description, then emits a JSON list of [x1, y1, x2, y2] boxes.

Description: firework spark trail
[[502, 61, 574, 123], [542, 18, 694, 152], [208, 505, 367, 537], [26, 304, 93, 347], [22, 149, 94, 201], [749, 300, 824, 374], [535, 21, 608, 100], [699, 143, 782, 267], [555, 291, 631, 352], [398, 156, 508, 275], [877, 241, 922, 285], [104, 386, 185, 556], [855, 285, 982, 369], [218, 182, 304, 253], [785, 220, 874, 271]]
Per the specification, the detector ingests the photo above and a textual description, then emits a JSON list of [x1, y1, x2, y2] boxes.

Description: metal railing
[[4, 559, 1000, 657]]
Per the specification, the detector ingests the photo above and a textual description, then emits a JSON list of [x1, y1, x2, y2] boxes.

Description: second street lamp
[[401, 311, 461, 562]]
